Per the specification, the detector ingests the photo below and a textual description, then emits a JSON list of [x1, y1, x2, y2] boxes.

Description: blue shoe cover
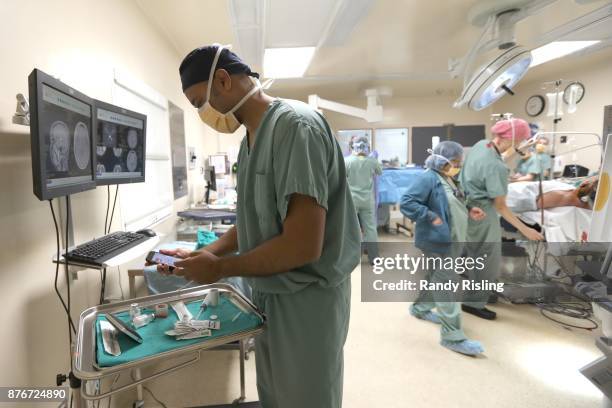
[[441, 339, 484, 356], [410, 306, 441, 324]]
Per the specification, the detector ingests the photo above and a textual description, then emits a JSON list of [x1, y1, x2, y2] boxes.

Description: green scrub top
[[524, 153, 551, 178], [460, 139, 509, 208], [344, 155, 382, 207], [435, 172, 468, 242], [235, 99, 361, 294], [515, 157, 530, 175]]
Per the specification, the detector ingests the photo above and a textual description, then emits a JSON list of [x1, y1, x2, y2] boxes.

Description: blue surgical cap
[[179, 45, 259, 91], [352, 136, 370, 154], [424, 141, 464, 171]]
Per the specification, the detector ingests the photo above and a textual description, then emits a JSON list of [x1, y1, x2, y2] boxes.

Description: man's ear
[[214, 69, 232, 92]]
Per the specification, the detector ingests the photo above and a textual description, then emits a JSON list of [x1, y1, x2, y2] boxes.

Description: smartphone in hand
[[146, 251, 178, 272]]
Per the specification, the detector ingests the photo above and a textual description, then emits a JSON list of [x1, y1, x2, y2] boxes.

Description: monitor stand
[[205, 181, 211, 205]]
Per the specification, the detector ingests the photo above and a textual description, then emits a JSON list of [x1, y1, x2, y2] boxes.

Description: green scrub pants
[[252, 277, 351, 408], [411, 251, 467, 342], [464, 202, 502, 309], [354, 200, 379, 262]]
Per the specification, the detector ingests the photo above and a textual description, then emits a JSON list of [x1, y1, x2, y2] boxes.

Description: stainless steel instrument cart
[[74, 283, 265, 406]]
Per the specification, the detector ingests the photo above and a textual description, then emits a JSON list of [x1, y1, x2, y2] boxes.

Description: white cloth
[[506, 180, 591, 243], [506, 180, 575, 213], [520, 207, 592, 243]]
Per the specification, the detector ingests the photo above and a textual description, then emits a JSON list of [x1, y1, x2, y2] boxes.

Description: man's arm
[[204, 226, 238, 256], [512, 173, 535, 182], [493, 196, 544, 241], [157, 226, 238, 273], [218, 194, 325, 277], [174, 194, 326, 283]]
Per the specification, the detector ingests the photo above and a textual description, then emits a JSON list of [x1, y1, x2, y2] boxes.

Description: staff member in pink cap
[[459, 118, 543, 320]]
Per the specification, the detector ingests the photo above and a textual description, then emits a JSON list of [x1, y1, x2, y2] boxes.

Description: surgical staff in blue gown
[[401, 141, 487, 356]]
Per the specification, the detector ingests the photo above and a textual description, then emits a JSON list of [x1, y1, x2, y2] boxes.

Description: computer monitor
[[29, 69, 96, 200], [209, 154, 229, 175], [93, 99, 146, 185], [204, 166, 216, 204]]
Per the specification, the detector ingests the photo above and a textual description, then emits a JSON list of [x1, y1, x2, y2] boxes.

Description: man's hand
[[153, 248, 198, 275], [432, 217, 443, 225], [521, 227, 544, 241], [494, 195, 544, 241], [174, 250, 224, 284], [469, 207, 486, 221]]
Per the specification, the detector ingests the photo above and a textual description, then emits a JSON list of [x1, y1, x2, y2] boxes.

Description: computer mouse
[[136, 229, 156, 237]]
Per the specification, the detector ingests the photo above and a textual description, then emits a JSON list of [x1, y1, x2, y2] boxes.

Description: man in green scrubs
[[511, 137, 552, 182], [460, 118, 544, 320], [344, 136, 382, 263], [163, 45, 360, 408]]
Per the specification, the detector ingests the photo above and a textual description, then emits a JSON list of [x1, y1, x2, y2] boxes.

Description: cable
[[105, 373, 120, 408], [538, 304, 599, 330], [117, 267, 125, 300], [104, 185, 110, 235], [65, 196, 73, 371], [130, 371, 168, 408], [107, 185, 119, 234], [143, 386, 168, 408], [49, 200, 77, 333], [536, 291, 598, 331], [100, 186, 118, 305]]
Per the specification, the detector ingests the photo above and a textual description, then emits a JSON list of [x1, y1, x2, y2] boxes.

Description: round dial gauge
[[563, 82, 585, 105], [525, 95, 545, 117]]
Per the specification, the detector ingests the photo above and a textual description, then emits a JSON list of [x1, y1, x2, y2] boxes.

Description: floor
[[110, 232, 605, 408]]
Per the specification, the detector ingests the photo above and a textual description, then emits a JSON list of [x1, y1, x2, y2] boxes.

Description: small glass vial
[[129, 303, 141, 320], [133, 313, 155, 329], [207, 289, 219, 307]]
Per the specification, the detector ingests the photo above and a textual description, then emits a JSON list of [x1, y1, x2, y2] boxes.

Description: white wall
[[0, 0, 219, 389], [320, 94, 492, 131], [302, 94, 493, 162], [494, 52, 612, 172]]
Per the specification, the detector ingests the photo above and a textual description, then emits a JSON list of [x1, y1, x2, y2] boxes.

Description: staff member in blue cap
[[159, 44, 360, 408]]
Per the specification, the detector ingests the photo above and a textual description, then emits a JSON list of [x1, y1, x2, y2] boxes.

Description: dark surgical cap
[[179, 45, 259, 91]]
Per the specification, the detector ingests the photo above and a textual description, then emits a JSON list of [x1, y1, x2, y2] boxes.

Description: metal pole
[[240, 339, 246, 402]]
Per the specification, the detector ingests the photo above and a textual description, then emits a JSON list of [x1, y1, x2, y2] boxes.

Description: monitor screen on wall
[[28, 68, 96, 200], [93, 99, 146, 186]]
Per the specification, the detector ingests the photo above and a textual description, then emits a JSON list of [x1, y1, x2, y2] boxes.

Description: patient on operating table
[[506, 176, 598, 213]]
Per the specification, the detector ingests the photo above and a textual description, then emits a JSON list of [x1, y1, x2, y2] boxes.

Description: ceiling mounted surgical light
[[456, 45, 532, 111], [453, 2, 535, 111]]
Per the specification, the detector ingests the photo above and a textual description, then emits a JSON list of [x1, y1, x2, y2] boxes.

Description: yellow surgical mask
[[535, 143, 546, 154], [198, 45, 261, 133], [445, 166, 461, 177]]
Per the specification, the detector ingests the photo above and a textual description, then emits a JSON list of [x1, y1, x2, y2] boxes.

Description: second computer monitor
[[94, 100, 146, 185]]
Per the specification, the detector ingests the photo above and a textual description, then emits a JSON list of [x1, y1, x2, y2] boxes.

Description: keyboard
[[64, 231, 149, 266]]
